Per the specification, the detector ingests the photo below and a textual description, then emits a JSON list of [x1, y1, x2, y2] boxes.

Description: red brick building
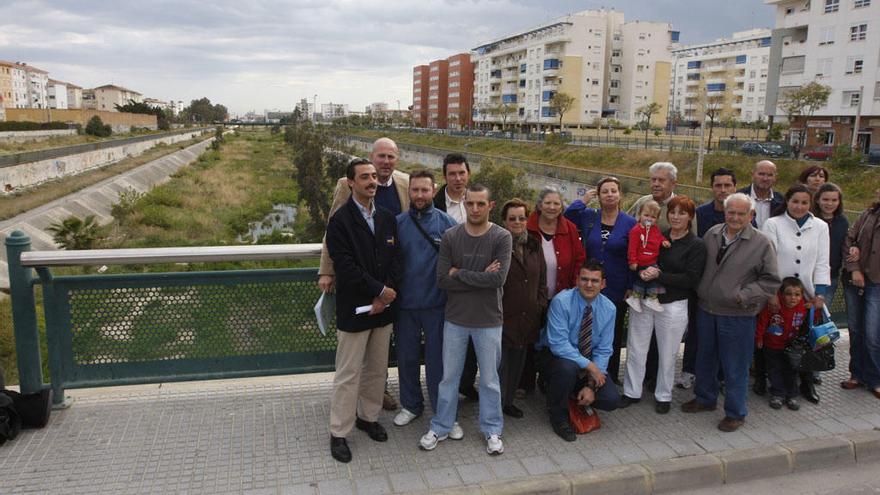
[[412, 65, 429, 128], [445, 53, 474, 130], [412, 53, 474, 129]]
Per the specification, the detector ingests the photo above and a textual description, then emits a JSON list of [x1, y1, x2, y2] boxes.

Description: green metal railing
[[6, 231, 335, 407]]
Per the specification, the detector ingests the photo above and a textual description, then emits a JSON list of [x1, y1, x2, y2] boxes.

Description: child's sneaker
[[626, 295, 642, 313], [449, 422, 464, 440], [419, 430, 447, 451], [785, 398, 800, 411], [643, 296, 664, 312], [675, 372, 695, 390], [769, 396, 783, 409]]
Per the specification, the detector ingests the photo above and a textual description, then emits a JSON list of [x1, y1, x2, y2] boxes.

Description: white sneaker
[[675, 372, 695, 390], [419, 430, 448, 451], [625, 295, 642, 313], [449, 422, 464, 440], [644, 297, 664, 312], [393, 408, 419, 426], [486, 435, 504, 455]]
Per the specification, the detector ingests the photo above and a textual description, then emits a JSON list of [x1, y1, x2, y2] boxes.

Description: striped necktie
[[579, 304, 593, 359]]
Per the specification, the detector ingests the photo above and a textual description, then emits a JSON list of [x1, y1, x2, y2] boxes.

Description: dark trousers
[[606, 300, 629, 383], [500, 345, 528, 407], [681, 297, 699, 374], [540, 348, 619, 425], [517, 346, 537, 392], [764, 347, 797, 399], [459, 340, 478, 392]]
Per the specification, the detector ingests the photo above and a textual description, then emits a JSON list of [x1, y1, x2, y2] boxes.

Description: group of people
[[318, 137, 880, 463]]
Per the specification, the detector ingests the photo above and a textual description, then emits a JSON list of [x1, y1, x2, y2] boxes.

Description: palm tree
[[47, 215, 100, 250]]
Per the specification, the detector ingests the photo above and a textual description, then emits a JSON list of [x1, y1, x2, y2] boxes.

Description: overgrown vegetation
[[85, 115, 112, 137], [471, 159, 534, 224], [47, 215, 100, 249]]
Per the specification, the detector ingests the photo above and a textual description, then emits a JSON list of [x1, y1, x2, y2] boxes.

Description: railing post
[[5, 230, 44, 394]]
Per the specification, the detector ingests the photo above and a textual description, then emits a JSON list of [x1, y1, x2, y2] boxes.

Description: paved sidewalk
[[1, 335, 879, 495]]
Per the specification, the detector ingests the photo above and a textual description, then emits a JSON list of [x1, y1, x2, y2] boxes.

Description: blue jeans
[[694, 308, 755, 420], [395, 308, 444, 415], [430, 321, 503, 437], [845, 281, 880, 389]]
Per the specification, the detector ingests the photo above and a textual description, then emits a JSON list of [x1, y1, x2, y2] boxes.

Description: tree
[[779, 82, 832, 154], [636, 102, 662, 148], [549, 92, 575, 131], [470, 159, 534, 224], [751, 116, 767, 140], [85, 115, 112, 137], [178, 97, 229, 124], [115, 100, 171, 130], [699, 88, 725, 151], [47, 215, 100, 250], [284, 120, 331, 239]]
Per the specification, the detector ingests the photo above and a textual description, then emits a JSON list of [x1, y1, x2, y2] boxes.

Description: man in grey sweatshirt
[[418, 184, 512, 456], [682, 193, 781, 433]]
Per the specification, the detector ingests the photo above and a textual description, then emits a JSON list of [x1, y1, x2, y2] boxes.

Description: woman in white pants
[[619, 196, 707, 413]]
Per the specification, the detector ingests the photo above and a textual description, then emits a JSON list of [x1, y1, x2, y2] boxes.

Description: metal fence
[[0, 127, 211, 168], [6, 232, 336, 406]]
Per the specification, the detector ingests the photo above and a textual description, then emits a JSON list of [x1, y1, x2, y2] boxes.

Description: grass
[[1, 130, 323, 385], [0, 128, 170, 156], [347, 129, 880, 210], [0, 135, 211, 221]]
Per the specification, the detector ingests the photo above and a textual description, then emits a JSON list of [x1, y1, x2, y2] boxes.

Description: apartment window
[[818, 26, 835, 44], [782, 56, 806, 74], [825, 0, 840, 12], [816, 58, 833, 77], [748, 83, 755, 92], [854, 0, 870, 7], [851, 24, 868, 41], [846, 57, 864, 74], [750, 70, 757, 78], [592, 80, 599, 85], [843, 90, 861, 107], [875, 81, 880, 99], [449, 71, 459, 77], [610, 80, 620, 88], [637, 65, 644, 73], [449, 59, 460, 67]]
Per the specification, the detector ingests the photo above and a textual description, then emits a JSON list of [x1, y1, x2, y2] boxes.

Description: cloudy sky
[[1, 0, 774, 116]]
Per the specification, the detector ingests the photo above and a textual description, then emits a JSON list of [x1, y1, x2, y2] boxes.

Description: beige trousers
[[328, 323, 392, 437]]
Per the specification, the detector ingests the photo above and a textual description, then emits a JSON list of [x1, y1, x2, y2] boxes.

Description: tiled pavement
[[1, 334, 879, 494]]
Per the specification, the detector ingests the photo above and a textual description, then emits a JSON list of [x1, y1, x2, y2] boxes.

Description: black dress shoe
[[552, 421, 577, 442], [459, 386, 479, 401], [655, 401, 671, 414], [355, 417, 388, 442], [330, 436, 352, 463], [618, 395, 640, 409], [502, 404, 524, 418], [753, 379, 767, 396], [800, 381, 820, 404], [813, 376, 823, 385]]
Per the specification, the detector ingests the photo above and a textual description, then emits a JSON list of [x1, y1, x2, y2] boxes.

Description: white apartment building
[[295, 98, 314, 120], [144, 98, 171, 111], [11, 64, 30, 108], [471, 9, 678, 129], [47, 79, 69, 109], [765, 0, 880, 152], [65, 82, 83, 109], [321, 103, 349, 119], [669, 29, 772, 125]]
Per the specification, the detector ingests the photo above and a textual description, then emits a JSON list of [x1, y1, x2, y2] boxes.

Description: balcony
[[685, 79, 700, 86], [705, 64, 729, 74], [488, 86, 501, 96], [705, 78, 725, 86]]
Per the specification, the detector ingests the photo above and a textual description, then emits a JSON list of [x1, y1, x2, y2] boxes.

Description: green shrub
[[138, 204, 175, 229], [85, 116, 112, 137], [830, 145, 863, 169], [110, 187, 145, 222], [0, 121, 70, 131]]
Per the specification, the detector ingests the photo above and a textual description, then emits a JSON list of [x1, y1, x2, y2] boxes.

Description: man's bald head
[[371, 138, 399, 183], [751, 160, 777, 193]]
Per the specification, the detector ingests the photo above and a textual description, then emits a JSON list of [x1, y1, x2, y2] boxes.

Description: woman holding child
[[618, 196, 706, 414]]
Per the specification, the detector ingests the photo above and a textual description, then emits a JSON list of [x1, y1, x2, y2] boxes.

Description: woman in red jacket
[[527, 186, 587, 297], [522, 186, 586, 395]]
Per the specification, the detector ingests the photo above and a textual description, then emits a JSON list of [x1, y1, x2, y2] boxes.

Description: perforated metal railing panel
[[43, 268, 345, 389]]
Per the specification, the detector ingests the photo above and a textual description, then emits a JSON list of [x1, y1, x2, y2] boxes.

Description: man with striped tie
[[537, 259, 619, 441]]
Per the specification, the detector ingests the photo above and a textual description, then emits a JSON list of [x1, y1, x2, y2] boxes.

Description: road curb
[[426, 428, 880, 495]]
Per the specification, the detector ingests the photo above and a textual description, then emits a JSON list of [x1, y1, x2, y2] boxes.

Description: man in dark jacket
[[737, 160, 783, 230], [326, 158, 401, 464]]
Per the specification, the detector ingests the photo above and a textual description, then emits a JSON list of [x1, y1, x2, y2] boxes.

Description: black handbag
[[785, 336, 836, 372]]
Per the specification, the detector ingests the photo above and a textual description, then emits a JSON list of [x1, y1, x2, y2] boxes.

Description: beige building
[[65, 82, 83, 109], [92, 84, 143, 111], [0, 60, 13, 109]]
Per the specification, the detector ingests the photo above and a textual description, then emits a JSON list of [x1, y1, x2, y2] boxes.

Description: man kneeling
[[537, 260, 619, 441]]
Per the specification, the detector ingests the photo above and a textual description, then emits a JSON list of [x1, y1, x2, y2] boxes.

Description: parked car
[[868, 145, 880, 165], [740, 141, 786, 157], [803, 145, 835, 160]]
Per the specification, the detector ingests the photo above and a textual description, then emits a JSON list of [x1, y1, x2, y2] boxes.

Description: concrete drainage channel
[[417, 429, 880, 495]]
